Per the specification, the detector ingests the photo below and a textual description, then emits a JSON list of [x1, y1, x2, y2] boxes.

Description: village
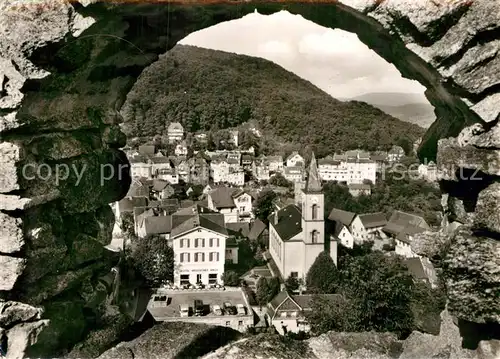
[[111, 122, 441, 335]]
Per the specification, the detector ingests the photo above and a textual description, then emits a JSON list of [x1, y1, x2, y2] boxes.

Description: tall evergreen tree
[[306, 251, 339, 294]]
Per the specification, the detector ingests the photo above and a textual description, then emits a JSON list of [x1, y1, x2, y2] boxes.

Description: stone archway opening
[[0, 1, 498, 358]]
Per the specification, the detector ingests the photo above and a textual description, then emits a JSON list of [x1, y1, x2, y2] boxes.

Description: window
[[180, 274, 189, 285], [238, 321, 243, 326], [209, 273, 217, 284], [209, 238, 213, 247], [216, 252, 220, 261], [195, 238, 199, 248], [311, 204, 318, 220], [240, 206, 245, 212], [280, 312, 287, 318], [194, 253, 198, 262], [291, 272, 298, 278], [201, 253, 205, 262], [225, 321, 230, 326], [311, 230, 319, 244], [209, 252, 213, 262], [180, 253, 184, 262], [217, 238, 220, 247]]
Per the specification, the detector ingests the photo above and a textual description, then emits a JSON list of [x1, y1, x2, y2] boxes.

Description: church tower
[[301, 152, 324, 245]]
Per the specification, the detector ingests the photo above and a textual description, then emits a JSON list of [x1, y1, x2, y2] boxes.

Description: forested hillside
[[122, 45, 425, 156]]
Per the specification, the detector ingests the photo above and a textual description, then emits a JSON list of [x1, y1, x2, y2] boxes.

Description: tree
[[306, 251, 339, 294], [130, 235, 174, 287], [255, 277, 270, 306], [269, 173, 292, 188], [339, 252, 415, 336], [222, 270, 240, 286], [285, 275, 303, 293], [306, 294, 360, 334], [253, 190, 278, 223]]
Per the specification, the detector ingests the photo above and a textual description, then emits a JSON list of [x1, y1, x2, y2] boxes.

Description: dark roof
[[304, 152, 322, 193], [358, 212, 387, 229], [383, 211, 429, 236], [150, 157, 171, 164], [226, 222, 250, 237], [330, 220, 346, 237], [348, 183, 371, 190], [209, 187, 237, 208], [269, 290, 291, 311], [126, 180, 150, 197], [226, 237, 238, 248], [291, 294, 341, 311], [152, 179, 169, 192], [248, 219, 267, 240], [180, 200, 195, 208], [328, 208, 356, 226], [118, 196, 148, 213], [170, 205, 227, 238], [269, 204, 302, 241], [403, 257, 428, 281], [138, 145, 155, 157], [143, 216, 172, 235]]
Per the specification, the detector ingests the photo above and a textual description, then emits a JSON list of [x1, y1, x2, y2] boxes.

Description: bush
[[222, 270, 240, 286]]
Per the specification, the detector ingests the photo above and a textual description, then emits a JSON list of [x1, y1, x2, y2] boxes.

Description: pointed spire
[[305, 152, 322, 193]]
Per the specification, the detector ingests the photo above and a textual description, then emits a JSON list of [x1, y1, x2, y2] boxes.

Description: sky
[[179, 10, 428, 102]]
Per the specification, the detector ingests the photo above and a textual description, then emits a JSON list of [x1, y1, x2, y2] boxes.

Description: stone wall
[[0, 0, 499, 357]]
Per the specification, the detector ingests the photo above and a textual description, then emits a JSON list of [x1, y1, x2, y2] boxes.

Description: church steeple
[[305, 152, 322, 193]]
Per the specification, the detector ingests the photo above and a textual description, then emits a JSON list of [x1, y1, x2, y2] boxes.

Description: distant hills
[[122, 45, 425, 156], [343, 92, 436, 128]]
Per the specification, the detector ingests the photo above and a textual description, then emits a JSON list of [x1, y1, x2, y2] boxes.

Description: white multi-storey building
[[130, 156, 152, 179], [286, 152, 305, 167], [318, 155, 377, 184], [167, 122, 184, 143]]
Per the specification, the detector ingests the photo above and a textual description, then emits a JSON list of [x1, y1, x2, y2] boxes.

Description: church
[[268, 153, 338, 281]]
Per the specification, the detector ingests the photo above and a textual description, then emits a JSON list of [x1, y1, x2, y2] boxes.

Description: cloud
[[258, 40, 293, 55]]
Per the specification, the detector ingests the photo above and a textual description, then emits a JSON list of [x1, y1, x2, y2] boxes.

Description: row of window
[[179, 252, 220, 262], [179, 238, 220, 248]]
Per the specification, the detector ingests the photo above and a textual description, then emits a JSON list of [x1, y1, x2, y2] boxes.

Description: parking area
[[147, 288, 252, 320]]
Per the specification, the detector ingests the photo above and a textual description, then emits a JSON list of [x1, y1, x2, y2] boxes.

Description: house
[[252, 158, 270, 181], [227, 167, 245, 186], [328, 220, 355, 248], [383, 211, 430, 258], [188, 155, 210, 186], [348, 183, 371, 197], [283, 166, 305, 183], [230, 130, 239, 147], [418, 161, 438, 182], [267, 156, 284, 173], [266, 290, 341, 335], [207, 187, 239, 223], [130, 156, 152, 179], [150, 156, 172, 175], [126, 179, 150, 198], [403, 257, 439, 289], [318, 155, 376, 185], [357, 212, 387, 241], [171, 205, 228, 286], [232, 189, 254, 222], [226, 222, 250, 239], [241, 154, 253, 168], [388, 145, 405, 164], [226, 152, 241, 169], [167, 122, 184, 143], [175, 142, 188, 156], [210, 158, 230, 184], [248, 219, 268, 243], [137, 215, 172, 239], [370, 152, 388, 173], [286, 152, 305, 167], [156, 168, 179, 185], [176, 160, 190, 183], [268, 153, 337, 281]]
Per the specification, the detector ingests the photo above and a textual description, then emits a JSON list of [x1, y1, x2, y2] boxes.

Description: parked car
[[194, 299, 204, 316], [236, 304, 246, 315], [179, 304, 190, 317], [212, 304, 223, 316], [223, 302, 236, 315]]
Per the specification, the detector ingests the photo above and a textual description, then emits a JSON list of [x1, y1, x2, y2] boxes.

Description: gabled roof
[[118, 196, 148, 213], [209, 187, 237, 208], [304, 152, 322, 193], [358, 212, 387, 229], [226, 222, 250, 237], [286, 151, 302, 161], [149, 157, 171, 164], [248, 219, 267, 240], [328, 208, 356, 227], [167, 122, 184, 131], [152, 179, 169, 192], [126, 180, 150, 197], [383, 210, 429, 236], [267, 155, 283, 163], [269, 204, 302, 241], [348, 183, 371, 190], [269, 290, 292, 311], [143, 216, 172, 236], [291, 294, 341, 311], [170, 212, 228, 238], [403, 257, 428, 281]]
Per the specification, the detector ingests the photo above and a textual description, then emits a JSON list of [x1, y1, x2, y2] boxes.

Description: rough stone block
[[474, 182, 500, 234], [0, 256, 26, 291], [0, 301, 42, 328], [444, 227, 500, 324], [0, 213, 23, 254], [0, 142, 21, 193], [5, 319, 49, 359]]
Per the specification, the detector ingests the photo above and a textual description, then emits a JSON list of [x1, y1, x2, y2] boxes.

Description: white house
[[388, 145, 405, 164], [157, 168, 179, 184], [227, 167, 245, 186], [286, 152, 305, 167], [172, 211, 228, 286], [207, 187, 239, 223], [267, 156, 284, 173], [348, 183, 371, 197], [130, 156, 152, 179], [175, 142, 188, 156], [328, 209, 387, 245], [330, 220, 355, 248], [283, 166, 305, 183], [357, 212, 388, 241], [232, 190, 254, 222], [269, 153, 337, 281], [266, 291, 341, 335], [167, 122, 184, 143], [383, 211, 430, 258]]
